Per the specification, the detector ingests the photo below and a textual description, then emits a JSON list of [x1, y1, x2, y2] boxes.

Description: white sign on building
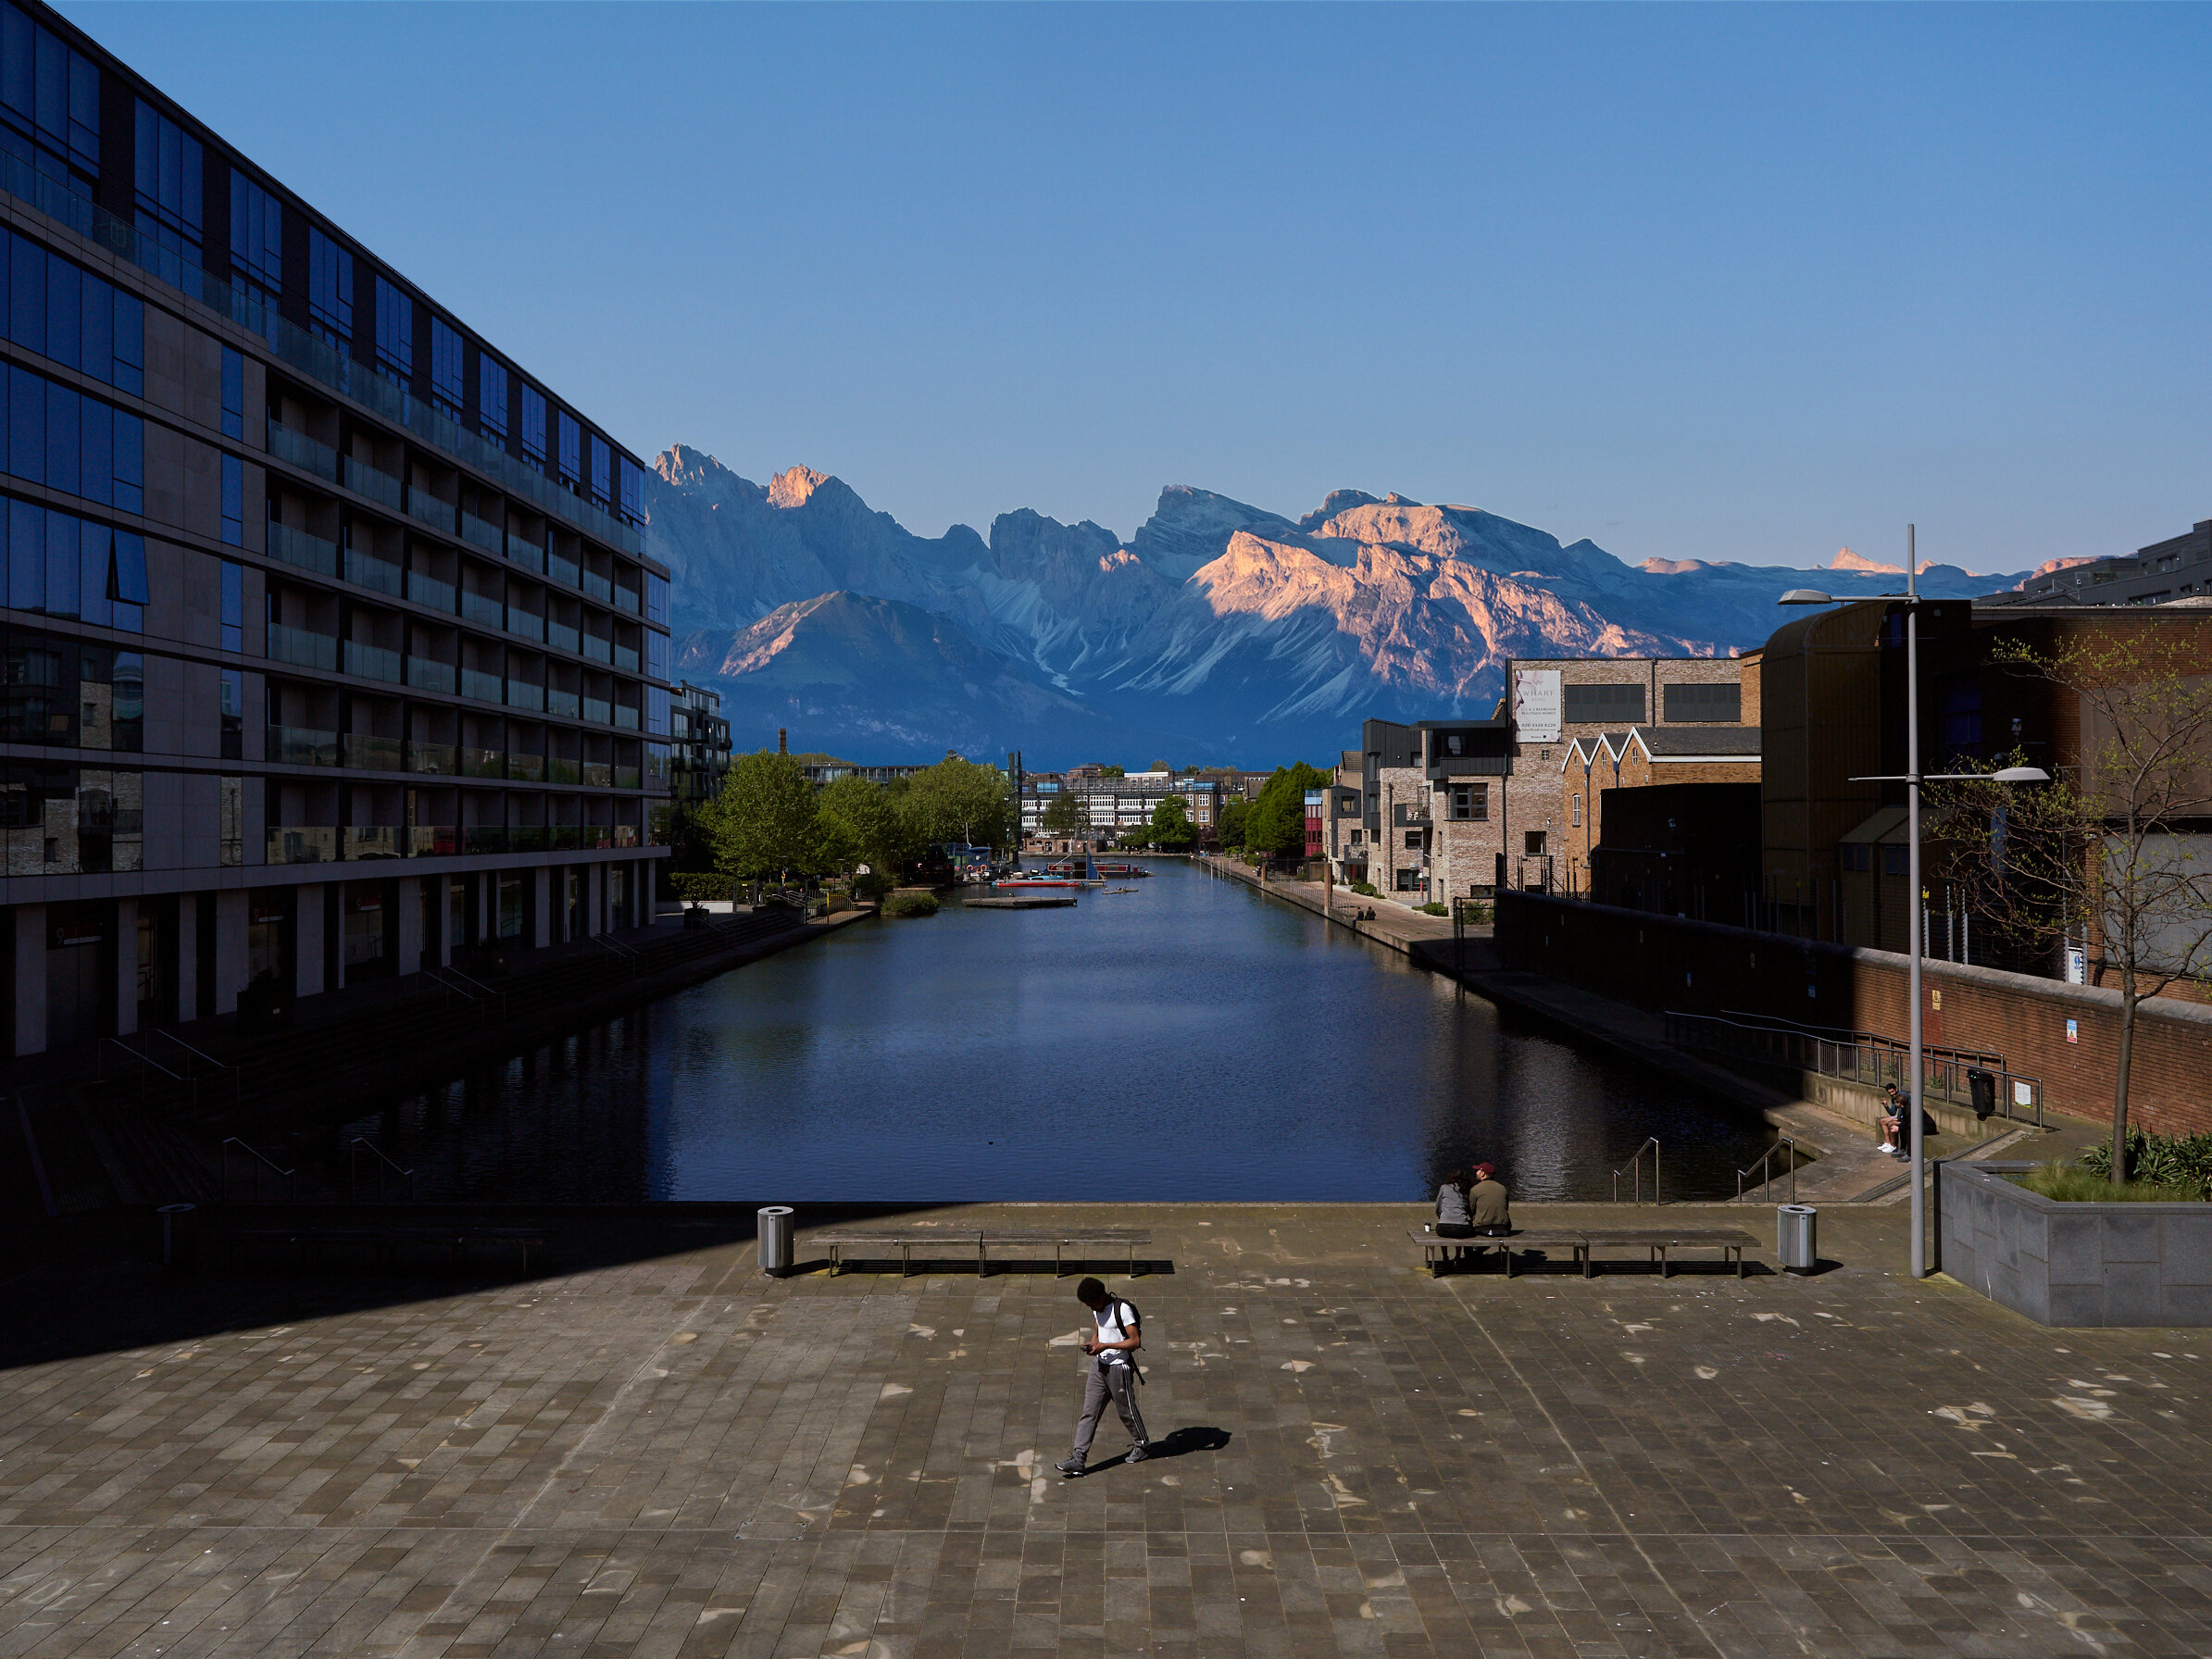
[[1513, 668, 1563, 744]]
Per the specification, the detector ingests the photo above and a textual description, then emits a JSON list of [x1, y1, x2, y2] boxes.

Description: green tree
[[1217, 796, 1251, 848], [1041, 790, 1090, 838], [900, 752, 1015, 848], [1242, 763, 1332, 860], [1931, 632, 2212, 1183], [1148, 794, 1194, 849], [705, 750, 817, 886], [817, 774, 914, 875]]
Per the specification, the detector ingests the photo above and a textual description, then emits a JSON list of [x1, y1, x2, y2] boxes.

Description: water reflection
[[349, 863, 1773, 1202]]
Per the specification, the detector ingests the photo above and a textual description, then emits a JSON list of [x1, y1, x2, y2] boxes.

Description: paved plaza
[[4, 1203, 2211, 1658]]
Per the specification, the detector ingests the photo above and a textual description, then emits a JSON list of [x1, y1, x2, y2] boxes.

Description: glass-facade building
[[1, 0, 670, 1054]]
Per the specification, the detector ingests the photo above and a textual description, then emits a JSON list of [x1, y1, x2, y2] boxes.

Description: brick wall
[[1495, 892, 2212, 1136]]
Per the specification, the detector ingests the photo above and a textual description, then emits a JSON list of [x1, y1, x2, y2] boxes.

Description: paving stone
[[5, 1202, 2212, 1654]]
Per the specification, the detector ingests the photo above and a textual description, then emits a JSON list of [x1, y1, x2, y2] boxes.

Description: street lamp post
[[1780, 527, 2046, 1278]]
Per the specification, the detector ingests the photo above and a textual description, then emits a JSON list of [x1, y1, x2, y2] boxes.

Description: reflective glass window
[[42, 505, 73, 617], [619, 457, 644, 522], [76, 518, 106, 627], [519, 381, 546, 464], [79, 268, 110, 385], [220, 454, 242, 546], [645, 571, 669, 626], [42, 374, 72, 493], [557, 411, 580, 484], [430, 317, 463, 413], [6, 496, 38, 609], [7, 362, 38, 483], [590, 434, 610, 504], [307, 227, 352, 346], [8, 230, 41, 356], [132, 98, 203, 271], [112, 407, 142, 516], [76, 395, 109, 506], [373, 274, 411, 380], [0, 6, 97, 177], [220, 558, 242, 651], [111, 530, 145, 630], [229, 171, 282, 297], [41, 250, 72, 368], [111, 291, 143, 396], [220, 347, 243, 439], [479, 355, 508, 442]]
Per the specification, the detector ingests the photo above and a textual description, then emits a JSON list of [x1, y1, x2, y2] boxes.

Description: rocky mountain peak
[[768, 466, 832, 509], [656, 443, 733, 491]]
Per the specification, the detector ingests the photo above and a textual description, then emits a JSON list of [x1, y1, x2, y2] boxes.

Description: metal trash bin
[[157, 1203, 197, 1272], [757, 1205, 794, 1277], [1777, 1204, 1818, 1274], [1968, 1066, 1996, 1120]]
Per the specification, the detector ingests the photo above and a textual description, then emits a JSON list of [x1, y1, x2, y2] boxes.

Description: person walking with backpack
[[1056, 1278, 1148, 1478]]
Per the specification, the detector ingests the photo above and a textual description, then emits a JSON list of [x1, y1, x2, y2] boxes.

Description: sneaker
[[1125, 1444, 1149, 1464], [1056, 1455, 1086, 1478]]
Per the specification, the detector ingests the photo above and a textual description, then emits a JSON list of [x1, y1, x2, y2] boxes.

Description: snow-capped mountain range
[[644, 445, 2031, 766]]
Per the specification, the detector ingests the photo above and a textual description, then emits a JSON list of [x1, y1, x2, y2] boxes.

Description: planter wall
[[1936, 1161, 2212, 1327]]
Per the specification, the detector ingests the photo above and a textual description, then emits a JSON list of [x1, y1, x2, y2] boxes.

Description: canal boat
[[998, 854, 1106, 889]]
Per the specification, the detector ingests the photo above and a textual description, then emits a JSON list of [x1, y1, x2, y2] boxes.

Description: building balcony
[[407, 740, 456, 775], [460, 590, 504, 629], [407, 824, 459, 857], [344, 826, 403, 860], [406, 570, 456, 613], [461, 667, 504, 703], [582, 761, 612, 788], [547, 757, 581, 785], [460, 511, 503, 553], [344, 548, 402, 596], [459, 746, 505, 780], [267, 421, 338, 482], [506, 752, 546, 783], [463, 826, 508, 854], [406, 657, 456, 694], [267, 725, 338, 767], [344, 455, 404, 511], [506, 680, 545, 712], [507, 531, 546, 573], [268, 624, 338, 672], [268, 522, 339, 578], [507, 609, 545, 642], [343, 732, 403, 770], [267, 826, 337, 864], [344, 640, 403, 683], [546, 688, 581, 718], [405, 488, 456, 535]]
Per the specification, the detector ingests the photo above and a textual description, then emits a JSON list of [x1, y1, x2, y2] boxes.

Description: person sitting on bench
[[1432, 1168, 1475, 1258], [1469, 1163, 1512, 1236]]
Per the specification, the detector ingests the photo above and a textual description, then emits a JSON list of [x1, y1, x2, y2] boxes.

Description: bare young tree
[[1933, 628, 2212, 1181]]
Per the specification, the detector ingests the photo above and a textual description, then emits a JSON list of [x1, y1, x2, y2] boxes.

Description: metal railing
[[222, 1138, 296, 1202], [348, 1138, 416, 1203], [99, 1035, 237, 1113], [585, 932, 643, 974], [142, 1030, 241, 1110], [1663, 1009, 2043, 1127], [1735, 1136, 1798, 1204], [1612, 1138, 1661, 1204], [428, 966, 506, 1018]]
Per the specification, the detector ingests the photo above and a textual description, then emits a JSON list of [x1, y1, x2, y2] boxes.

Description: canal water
[[356, 861, 1777, 1203]]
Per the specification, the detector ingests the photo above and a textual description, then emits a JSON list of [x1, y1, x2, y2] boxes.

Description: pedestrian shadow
[[1118, 1425, 1231, 1466]]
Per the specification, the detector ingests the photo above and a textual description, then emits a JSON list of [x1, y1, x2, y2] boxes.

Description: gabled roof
[[1628, 726, 1763, 761]]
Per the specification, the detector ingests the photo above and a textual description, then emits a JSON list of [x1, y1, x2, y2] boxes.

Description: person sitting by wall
[[1881, 1085, 1911, 1158], [1434, 1167, 1475, 1243]]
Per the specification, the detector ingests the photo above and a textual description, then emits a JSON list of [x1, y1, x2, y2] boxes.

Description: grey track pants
[[1071, 1360, 1147, 1459]]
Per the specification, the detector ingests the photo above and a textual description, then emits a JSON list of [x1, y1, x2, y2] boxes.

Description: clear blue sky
[[63, 2, 2212, 575]]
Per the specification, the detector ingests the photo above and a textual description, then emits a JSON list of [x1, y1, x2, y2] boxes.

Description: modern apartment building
[[1018, 772, 1224, 845], [2, 0, 670, 1054], [669, 683, 731, 804]]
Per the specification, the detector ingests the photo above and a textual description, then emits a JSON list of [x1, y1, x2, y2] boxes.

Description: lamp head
[[1778, 589, 1836, 605], [1991, 766, 2050, 784]]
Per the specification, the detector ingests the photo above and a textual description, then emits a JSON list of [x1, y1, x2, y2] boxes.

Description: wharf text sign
[[1513, 669, 1562, 744]]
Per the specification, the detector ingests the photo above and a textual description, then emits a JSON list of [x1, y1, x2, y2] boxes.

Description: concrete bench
[[1412, 1227, 1758, 1279], [1572, 1228, 1758, 1279], [1409, 1229, 1586, 1278], [812, 1227, 1154, 1278]]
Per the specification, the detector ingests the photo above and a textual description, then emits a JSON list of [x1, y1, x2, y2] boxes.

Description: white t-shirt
[[1092, 1299, 1139, 1367]]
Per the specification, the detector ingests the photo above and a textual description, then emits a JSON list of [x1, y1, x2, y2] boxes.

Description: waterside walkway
[[1200, 859, 2076, 1204], [4, 1202, 2208, 1657]]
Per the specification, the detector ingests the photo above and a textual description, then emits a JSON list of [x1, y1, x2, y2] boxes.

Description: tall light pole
[[1780, 528, 2045, 1278]]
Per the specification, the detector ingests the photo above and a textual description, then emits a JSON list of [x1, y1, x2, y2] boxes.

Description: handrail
[[1666, 1009, 2043, 1127], [143, 1029, 242, 1108], [221, 1137, 296, 1202], [430, 964, 499, 998], [1612, 1138, 1661, 1204], [1735, 1136, 1797, 1204], [585, 932, 643, 964], [349, 1138, 416, 1203], [98, 1036, 185, 1085]]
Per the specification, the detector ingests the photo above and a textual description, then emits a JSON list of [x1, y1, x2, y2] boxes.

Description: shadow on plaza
[[0, 1198, 975, 1371]]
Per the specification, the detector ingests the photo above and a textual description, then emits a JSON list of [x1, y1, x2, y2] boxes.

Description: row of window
[[0, 4, 97, 186], [3, 360, 146, 512], [3, 226, 150, 394], [0, 624, 141, 749], [1553, 681, 1744, 725], [1, 760, 141, 875], [1, 496, 148, 629], [1840, 842, 1910, 876]]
